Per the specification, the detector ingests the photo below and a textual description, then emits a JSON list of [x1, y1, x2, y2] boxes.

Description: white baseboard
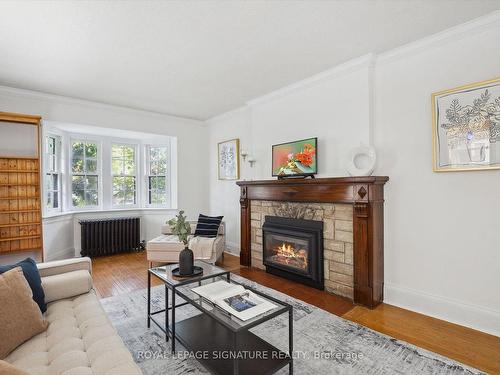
[[384, 282, 500, 337], [224, 241, 240, 256]]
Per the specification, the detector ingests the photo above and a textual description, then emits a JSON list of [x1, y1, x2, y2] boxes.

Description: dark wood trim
[[237, 177, 389, 308]]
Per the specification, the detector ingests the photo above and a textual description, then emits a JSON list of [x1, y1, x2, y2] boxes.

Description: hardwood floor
[[92, 251, 500, 374]]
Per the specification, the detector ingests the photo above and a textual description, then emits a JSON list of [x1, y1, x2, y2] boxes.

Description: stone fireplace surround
[[251, 201, 355, 299], [237, 177, 389, 309]]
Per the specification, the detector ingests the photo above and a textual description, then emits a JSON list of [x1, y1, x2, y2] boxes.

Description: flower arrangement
[[276, 143, 316, 176]]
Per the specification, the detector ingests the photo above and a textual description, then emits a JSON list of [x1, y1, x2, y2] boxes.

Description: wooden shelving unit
[[0, 112, 44, 259]]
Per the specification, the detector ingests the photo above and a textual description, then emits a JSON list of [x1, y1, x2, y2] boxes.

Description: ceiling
[[0, 1, 499, 120]]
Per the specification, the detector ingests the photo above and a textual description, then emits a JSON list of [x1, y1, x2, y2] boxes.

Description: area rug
[[100, 274, 483, 375]]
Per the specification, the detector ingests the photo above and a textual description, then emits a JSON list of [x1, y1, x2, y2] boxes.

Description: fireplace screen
[[264, 233, 309, 272]]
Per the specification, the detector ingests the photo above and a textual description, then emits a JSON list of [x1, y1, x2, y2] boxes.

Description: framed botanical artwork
[[432, 77, 500, 172], [218, 138, 240, 180]]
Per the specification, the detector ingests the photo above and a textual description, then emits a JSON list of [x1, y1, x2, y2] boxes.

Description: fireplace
[[262, 216, 324, 290]]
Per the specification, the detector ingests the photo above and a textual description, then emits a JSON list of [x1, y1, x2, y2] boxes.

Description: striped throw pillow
[[194, 214, 223, 238]]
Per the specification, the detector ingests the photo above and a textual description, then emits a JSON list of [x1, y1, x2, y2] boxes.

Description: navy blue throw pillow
[[194, 214, 223, 238], [0, 257, 46, 313]]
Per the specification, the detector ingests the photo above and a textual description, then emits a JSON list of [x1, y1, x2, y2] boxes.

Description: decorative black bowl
[[171, 265, 204, 278]]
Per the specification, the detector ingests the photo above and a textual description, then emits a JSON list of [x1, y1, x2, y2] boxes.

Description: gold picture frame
[[432, 77, 500, 172], [218, 138, 240, 180]]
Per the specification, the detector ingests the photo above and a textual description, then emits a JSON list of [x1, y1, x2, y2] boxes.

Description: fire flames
[[271, 242, 308, 270]]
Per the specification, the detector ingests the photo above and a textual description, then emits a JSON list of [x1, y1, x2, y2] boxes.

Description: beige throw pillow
[[0, 360, 30, 375], [0, 267, 48, 359]]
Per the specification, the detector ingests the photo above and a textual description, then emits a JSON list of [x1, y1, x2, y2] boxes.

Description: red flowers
[[295, 144, 315, 167]]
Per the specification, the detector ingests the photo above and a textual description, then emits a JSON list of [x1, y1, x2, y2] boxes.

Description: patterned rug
[[100, 274, 483, 375]]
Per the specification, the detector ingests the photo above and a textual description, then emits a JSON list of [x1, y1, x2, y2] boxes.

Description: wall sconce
[[241, 149, 249, 162], [247, 156, 256, 168]]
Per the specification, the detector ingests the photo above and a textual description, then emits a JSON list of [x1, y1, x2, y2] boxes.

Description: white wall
[[0, 86, 209, 261], [207, 13, 500, 336], [374, 19, 500, 337], [208, 57, 373, 252]]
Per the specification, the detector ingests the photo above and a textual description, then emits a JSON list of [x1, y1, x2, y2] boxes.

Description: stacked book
[[191, 281, 276, 321]]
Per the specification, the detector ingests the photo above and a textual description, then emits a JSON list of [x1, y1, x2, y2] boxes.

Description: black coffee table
[[148, 261, 293, 375]]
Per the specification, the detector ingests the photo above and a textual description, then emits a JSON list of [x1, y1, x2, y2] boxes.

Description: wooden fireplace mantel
[[236, 176, 389, 308]]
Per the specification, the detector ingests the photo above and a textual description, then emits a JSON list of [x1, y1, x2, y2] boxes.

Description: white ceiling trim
[[246, 53, 375, 108], [208, 10, 500, 123], [377, 10, 500, 63], [0, 85, 204, 126]]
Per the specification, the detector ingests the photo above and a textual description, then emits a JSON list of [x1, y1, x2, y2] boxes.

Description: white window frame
[[69, 137, 101, 210], [111, 142, 139, 208], [43, 133, 62, 214], [144, 144, 171, 208]]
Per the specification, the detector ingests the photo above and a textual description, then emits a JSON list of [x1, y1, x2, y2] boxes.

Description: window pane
[[86, 159, 97, 173], [53, 192, 59, 208], [51, 174, 58, 190], [112, 158, 122, 175], [46, 191, 52, 208], [112, 145, 123, 158], [113, 176, 124, 188], [124, 158, 135, 175], [46, 137, 55, 155], [86, 176, 98, 190], [151, 190, 167, 205], [150, 147, 159, 161], [72, 142, 84, 158], [85, 191, 98, 206], [72, 158, 84, 173], [72, 190, 85, 207], [123, 146, 134, 159], [113, 190, 124, 206], [123, 176, 135, 189], [85, 143, 97, 158], [149, 176, 166, 190], [72, 176, 85, 190], [150, 161, 159, 175], [124, 189, 135, 205]]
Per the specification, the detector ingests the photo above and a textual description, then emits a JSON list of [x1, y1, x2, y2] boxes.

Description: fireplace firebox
[[262, 216, 324, 290]]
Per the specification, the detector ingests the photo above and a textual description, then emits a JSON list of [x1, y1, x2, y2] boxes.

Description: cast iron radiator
[[79, 217, 141, 257]]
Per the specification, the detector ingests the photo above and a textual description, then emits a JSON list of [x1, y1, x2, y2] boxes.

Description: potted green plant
[[167, 210, 193, 275]]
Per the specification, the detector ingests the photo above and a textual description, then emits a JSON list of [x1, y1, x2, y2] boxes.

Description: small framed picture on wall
[[218, 138, 240, 180]]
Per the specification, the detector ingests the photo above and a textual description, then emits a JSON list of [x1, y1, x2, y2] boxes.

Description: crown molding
[[0, 85, 205, 126], [246, 53, 376, 108], [377, 10, 500, 63]]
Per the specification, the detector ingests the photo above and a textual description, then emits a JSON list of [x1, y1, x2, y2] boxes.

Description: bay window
[[42, 126, 172, 215]]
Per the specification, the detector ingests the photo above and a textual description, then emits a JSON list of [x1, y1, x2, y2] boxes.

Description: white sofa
[[147, 221, 225, 265], [4, 258, 142, 375]]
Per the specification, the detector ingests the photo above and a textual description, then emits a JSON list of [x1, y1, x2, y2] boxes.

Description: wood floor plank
[[91, 251, 500, 374]]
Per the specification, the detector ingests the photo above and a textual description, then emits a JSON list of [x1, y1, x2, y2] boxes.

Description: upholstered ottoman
[[146, 234, 185, 264]]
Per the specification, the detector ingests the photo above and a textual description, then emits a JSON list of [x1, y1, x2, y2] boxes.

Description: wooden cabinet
[[0, 112, 43, 260]]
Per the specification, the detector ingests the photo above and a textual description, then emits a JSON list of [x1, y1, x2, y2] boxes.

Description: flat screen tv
[[272, 137, 317, 177]]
